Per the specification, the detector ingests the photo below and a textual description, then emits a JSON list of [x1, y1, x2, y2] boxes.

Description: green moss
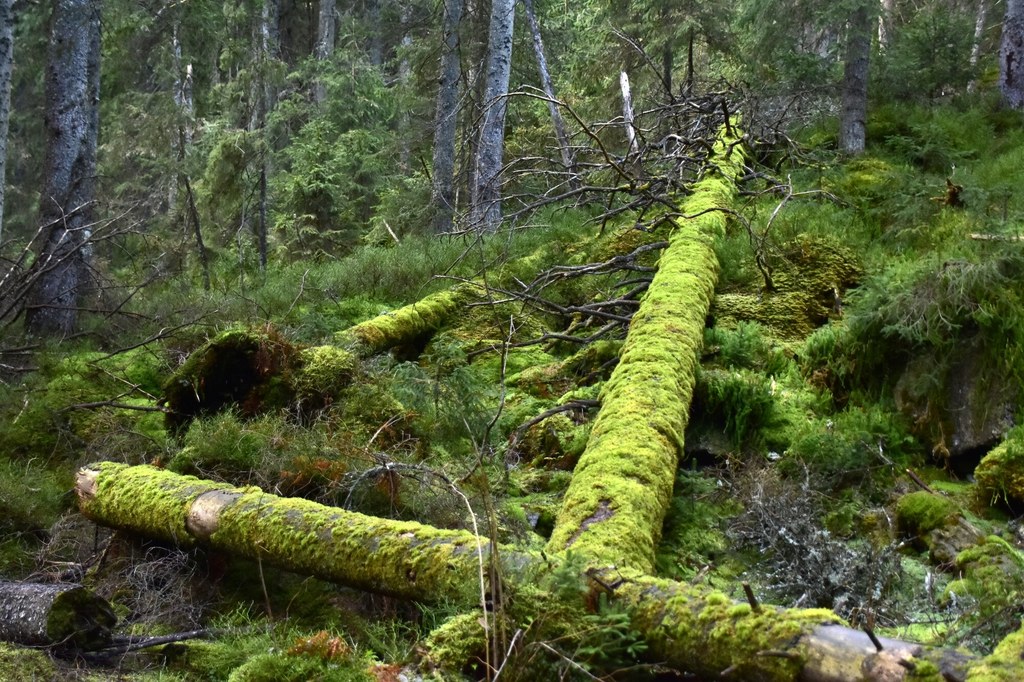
[[546, 125, 745, 572], [0, 642, 58, 680], [967, 625, 1024, 681], [896, 491, 958, 536], [228, 653, 371, 682], [335, 284, 474, 357], [976, 427, 1024, 505], [602, 569, 842, 680], [421, 612, 487, 675]]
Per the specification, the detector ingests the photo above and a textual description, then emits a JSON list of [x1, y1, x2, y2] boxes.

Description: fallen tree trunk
[[0, 581, 116, 651], [333, 283, 477, 358], [75, 462, 1023, 681], [75, 462, 516, 603], [545, 128, 744, 572]]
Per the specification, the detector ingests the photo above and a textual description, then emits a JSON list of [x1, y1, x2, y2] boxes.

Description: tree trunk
[[545, 126, 743, 572], [0, 0, 13, 245], [25, 0, 102, 337], [173, 24, 211, 292], [619, 70, 639, 155], [76, 463, 501, 604], [1001, 0, 1024, 108], [877, 0, 895, 50], [313, 0, 336, 104], [0, 580, 116, 650], [969, 0, 989, 86], [431, 0, 463, 234], [471, 0, 515, 233], [75, 462, 1022, 681], [522, 0, 573, 175], [839, 1, 871, 155]]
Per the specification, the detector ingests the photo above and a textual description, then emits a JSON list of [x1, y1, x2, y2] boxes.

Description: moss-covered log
[[163, 285, 475, 431], [0, 581, 116, 651], [162, 328, 356, 432], [334, 283, 477, 358], [76, 463, 1024, 680], [544, 129, 745, 571], [75, 462, 510, 603]]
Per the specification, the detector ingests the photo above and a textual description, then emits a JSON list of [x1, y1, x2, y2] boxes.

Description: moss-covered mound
[[975, 427, 1024, 505]]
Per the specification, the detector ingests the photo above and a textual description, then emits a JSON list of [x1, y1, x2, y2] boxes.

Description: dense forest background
[[3, 0, 1024, 680]]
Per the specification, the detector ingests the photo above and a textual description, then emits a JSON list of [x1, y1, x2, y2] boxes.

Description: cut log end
[[75, 466, 99, 501]]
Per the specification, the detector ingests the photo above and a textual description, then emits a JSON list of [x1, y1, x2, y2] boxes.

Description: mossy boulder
[[520, 413, 590, 470], [896, 491, 958, 537], [975, 427, 1024, 505], [711, 235, 862, 339]]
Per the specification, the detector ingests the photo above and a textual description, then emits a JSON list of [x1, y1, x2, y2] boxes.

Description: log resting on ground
[[75, 462, 514, 603], [75, 462, 1024, 681], [0, 580, 115, 651], [162, 284, 476, 431], [545, 127, 744, 572]]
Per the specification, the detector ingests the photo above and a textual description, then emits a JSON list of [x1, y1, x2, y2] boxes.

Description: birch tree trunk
[[1001, 0, 1024, 108], [0, 0, 13, 245], [25, 0, 102, 337], [431, 0, 463, 233], [522, 0, 573, 174], [839, 1, 871, 155], [620, 71, 639, 155], [470, 0, 515, 233], [313, 0, 336, 104]]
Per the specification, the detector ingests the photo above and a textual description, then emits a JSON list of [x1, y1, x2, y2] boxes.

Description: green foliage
[[975, 426, 1024, 505], [390, 333, 497, 446], [781, 404, 919, 493], [704, 322, 789, 375], [693, 367, 779, 449], [873, 6, 977, 101], [0, 456, 68, 535]]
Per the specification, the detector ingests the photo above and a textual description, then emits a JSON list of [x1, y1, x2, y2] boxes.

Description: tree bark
[[545, 126, 743, 572], [0, 580, 116, 650], [840, 1, 871, 155], [522, 0, 573, 175], [1001, 0, 1024, 108], [471, 0, 515, 232], [619, 71, 638, 155], [75, 462, 1021, 681], [431, 0, 463, 234], [25, 0, 102, 337], [0, 0, 13, 245], [313, 0, 336, 104]]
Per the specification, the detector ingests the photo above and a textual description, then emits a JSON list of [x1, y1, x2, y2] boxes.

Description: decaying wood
[[75, 462, 1024, 680], [0, 580, 115, 651]]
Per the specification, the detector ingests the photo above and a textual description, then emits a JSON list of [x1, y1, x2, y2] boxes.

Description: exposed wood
[[522, 0, 574, 175], [0, 580, 115, 651]]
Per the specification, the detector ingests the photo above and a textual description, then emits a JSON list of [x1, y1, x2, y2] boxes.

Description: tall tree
[[0, 0, 12, 245], [431, 0, 463, 233], [313, 0, 336, 104], [1001, 0, 1024, 108], [522, 0, 573, 175], [840, 0, 871, 154], [24, 0, 102, 337], [471, 0, 515, 232]]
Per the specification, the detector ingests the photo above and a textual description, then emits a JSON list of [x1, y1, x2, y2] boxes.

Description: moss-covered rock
[[976, 427, 1024, 505], [896, 491, 958, 537]]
